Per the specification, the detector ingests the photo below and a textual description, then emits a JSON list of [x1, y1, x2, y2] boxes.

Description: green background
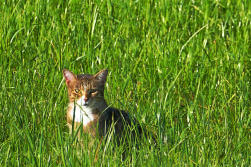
[[0, 0, 250, 166]]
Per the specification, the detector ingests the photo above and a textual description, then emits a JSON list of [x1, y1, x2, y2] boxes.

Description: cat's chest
[[68, 105, 95, 126]]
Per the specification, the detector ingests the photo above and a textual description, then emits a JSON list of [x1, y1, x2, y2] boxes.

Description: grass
[[0, 0, 250, 166]]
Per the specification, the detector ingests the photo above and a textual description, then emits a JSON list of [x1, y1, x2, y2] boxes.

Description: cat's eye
[[74, 89, 80, 93], [89, 89, 97, 94]]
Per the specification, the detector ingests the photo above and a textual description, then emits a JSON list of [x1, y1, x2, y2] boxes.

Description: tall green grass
[[0, 0, 250, 166]]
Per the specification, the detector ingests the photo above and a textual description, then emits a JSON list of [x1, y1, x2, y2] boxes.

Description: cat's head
[[63, 69, 108, 108]]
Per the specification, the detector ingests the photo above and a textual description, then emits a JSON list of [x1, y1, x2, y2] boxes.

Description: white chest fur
[[69, 104, 95, 126]]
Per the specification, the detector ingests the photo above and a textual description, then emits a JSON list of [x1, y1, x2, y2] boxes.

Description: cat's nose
[[82, 96, 89, 106]]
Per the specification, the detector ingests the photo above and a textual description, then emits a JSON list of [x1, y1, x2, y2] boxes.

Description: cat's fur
[[63, 69, 142, 144]]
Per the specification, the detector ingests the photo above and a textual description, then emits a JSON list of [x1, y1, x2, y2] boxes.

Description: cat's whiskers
[[70, 101, 95, 126]]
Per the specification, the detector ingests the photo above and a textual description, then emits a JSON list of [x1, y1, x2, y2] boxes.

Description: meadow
[[0, 0, 250, 166]]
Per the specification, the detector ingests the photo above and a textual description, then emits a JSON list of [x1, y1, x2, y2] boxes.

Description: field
[[0, 0, 250, 166]]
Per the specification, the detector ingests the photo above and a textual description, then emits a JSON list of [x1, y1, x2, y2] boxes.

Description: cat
[[63, 69, 142, 145]]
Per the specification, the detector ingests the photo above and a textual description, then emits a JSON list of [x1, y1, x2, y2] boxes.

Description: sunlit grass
[[0, 0, 250, 166]]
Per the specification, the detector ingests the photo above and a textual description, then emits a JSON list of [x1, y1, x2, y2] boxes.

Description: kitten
[[63, 69, 142, 144]]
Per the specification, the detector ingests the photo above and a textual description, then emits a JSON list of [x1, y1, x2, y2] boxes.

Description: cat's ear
[[63, 69, 77, 86], [94, 69, 108, 84]]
